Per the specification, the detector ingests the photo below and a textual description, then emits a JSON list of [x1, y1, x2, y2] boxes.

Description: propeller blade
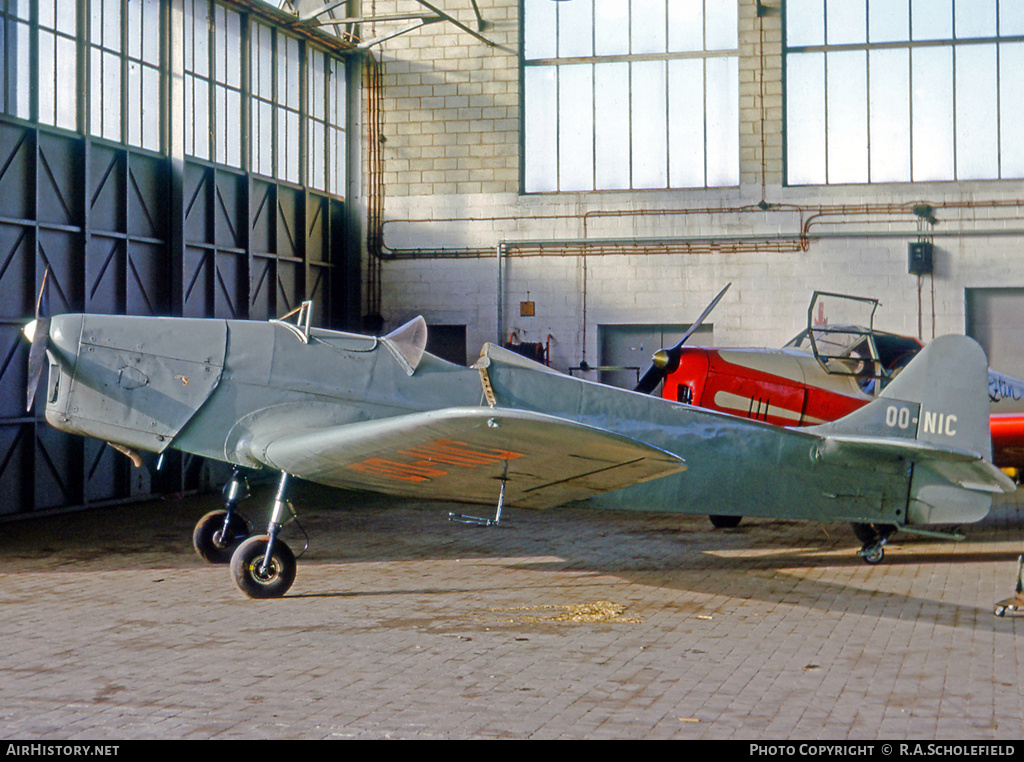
[[633, 283, 731, 395], [667, 282, 731, 352], [25, 317, 51, 412], [34, 267, 49, 319], [634, 362, 667, 395], [25, 268, 51, 412]]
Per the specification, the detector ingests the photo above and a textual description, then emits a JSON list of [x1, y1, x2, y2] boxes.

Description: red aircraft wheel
[[231, 535, 296, 599]]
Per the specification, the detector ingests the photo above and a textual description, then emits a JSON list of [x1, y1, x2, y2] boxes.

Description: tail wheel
[[852, 522, 896, 565], [193, 510, 250, 564], [862, 546, 885, 565], [709, 515, 742, 529], [230, 535, 296, 599]]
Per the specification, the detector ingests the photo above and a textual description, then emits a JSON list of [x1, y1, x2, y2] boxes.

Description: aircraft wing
[[251, 407, 687, 509]]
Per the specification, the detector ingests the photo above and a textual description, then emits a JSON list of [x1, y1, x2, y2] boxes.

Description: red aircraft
[[633, 289, 1024, 536]]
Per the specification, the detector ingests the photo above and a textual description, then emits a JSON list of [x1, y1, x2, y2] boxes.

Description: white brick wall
[[360, 0, 1024, 372]]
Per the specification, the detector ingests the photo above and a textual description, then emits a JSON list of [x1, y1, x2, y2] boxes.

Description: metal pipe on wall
[[378, 197, 1024, 261]]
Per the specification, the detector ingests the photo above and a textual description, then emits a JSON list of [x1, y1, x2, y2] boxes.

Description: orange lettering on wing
[[400, 439, 525, 466], [348, 458, 448, 482], [348, 439, 525, 483]]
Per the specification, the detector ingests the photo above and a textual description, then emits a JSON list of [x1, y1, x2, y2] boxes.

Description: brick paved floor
[[1, 482, 1021, 739]]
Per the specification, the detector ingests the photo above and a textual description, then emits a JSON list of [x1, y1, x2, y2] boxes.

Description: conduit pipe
[[379, 198, 1024, 261]]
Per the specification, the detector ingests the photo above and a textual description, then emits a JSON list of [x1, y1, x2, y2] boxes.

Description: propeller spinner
[[633, 282, 731, 395]]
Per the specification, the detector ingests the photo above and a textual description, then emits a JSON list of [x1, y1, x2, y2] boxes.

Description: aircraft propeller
[[24, 268, 51, 412], [633, 282, 732, 395]]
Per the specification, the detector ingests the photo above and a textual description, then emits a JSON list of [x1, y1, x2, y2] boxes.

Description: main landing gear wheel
[[709, 515, 742, 529], [193, 510, 250, 564], [230, 535, 296, 599]]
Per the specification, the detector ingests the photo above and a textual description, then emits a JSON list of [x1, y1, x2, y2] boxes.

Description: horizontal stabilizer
[[254, 407, 687, 509], [814, 435, 1015, 494]]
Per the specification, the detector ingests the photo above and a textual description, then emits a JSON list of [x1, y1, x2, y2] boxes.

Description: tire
[[862, 546, 885, 565], [193, 510, 250, 564], [230, 535, 296, 599], [709, 515, 742, 529]]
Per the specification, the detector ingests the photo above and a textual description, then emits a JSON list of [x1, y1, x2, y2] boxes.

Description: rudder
[[812, 334, 991, 458]]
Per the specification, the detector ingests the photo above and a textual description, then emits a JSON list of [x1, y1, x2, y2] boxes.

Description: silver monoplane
[[23, 300, 1014, 598]]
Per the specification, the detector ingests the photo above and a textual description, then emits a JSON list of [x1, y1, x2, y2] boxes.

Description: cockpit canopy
[[785, 324, 923, 379], [786, 292, 922, 380]]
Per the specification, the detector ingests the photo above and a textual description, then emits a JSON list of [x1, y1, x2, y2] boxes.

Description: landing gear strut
[[192, 466, 252, 564], [230, 472, 298, 599], [852, 522, 896, 565]]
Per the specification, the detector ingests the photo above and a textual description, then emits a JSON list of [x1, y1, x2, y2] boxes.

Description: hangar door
[[0, 0, 359, 517], [966, 288, 1024, 379], [599, 324, 714, 390]]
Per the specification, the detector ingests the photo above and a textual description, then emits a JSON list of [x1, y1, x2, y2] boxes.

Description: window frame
[[783, 0, 1024, 186], [520, 0, 740, 194], [1, 0, 349, 200]]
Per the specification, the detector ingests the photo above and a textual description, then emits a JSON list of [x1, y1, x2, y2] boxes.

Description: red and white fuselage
[[662, 343, 1024, 470]]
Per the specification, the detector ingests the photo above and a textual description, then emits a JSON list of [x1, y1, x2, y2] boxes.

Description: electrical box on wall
[[908, 241, 934, 275]]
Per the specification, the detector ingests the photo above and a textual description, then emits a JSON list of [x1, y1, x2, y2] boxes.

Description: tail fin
[[809, 335, 1015, 525]]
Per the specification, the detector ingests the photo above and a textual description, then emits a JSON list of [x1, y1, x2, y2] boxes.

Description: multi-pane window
[[785, 0, 1024, 185], [185, 0, 244, 166], [307, 50, 347, 194], [90, 0, 160, 150], [275, 33, 301, 185], [90, 0, 123, 142], [126, 0, 162, 151], [252, 23, 300, 181], [183, 0, 212, 161], [251, 22, 274, 177], [39, 0, 77, 131], [252, 22, 301, 183], [3, 0, 159, 148], [212, 4, 243, 167], [251, 22, 345, 192], [1, 1, 32, 120], [522, 0, 739, 193], [1, 0, 348, 198]]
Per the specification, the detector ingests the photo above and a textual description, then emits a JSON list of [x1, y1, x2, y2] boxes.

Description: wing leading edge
[[251, 407, 687, 509]]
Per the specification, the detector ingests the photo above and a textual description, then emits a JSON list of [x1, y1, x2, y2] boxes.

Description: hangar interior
[[3, 0, 1023, 516]]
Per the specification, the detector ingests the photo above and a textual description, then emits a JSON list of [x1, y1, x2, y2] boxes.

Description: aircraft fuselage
[[39, 313, 1001, 531]]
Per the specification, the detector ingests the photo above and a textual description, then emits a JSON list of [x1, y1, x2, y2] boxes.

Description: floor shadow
[[3, 481, 1022, 626]]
